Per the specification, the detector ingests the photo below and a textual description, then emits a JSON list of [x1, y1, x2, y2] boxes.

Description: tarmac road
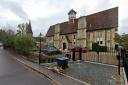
[[0, 47, 52, 85]]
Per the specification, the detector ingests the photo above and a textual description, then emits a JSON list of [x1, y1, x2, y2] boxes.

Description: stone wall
[[54, 24, 60, 48], [60, 33, 77, 49], [77, 17, 87, 47], [46, 36, 54, 45], [86, 28, 117, 50]]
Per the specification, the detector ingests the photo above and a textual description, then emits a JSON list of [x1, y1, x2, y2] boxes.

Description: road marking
[[84, 61, 118, 68], [60, 73, 90, 85]]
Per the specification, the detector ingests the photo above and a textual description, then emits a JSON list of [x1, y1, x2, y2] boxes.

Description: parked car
[[41, 45, 62, 55]]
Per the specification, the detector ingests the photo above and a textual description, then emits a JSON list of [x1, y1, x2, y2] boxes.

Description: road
[[0, 47, 52, 85]]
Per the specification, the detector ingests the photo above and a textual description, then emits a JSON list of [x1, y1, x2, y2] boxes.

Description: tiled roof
[[60, 19, 78, 35], [86, 7, 118, 31], [46, 26, 55, 37], [46, 7, 118, 37]]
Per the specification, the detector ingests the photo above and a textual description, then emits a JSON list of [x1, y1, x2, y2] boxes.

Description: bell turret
[[68, 9, 77, 21]]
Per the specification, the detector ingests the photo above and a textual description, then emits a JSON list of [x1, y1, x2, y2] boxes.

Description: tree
[[17, 23, 26, 35], [114, 33, 128, 50], [114, 33, 122, 44], [17, 21, 33, 36], [0, 29, 15, 48], [14, 35, 36, 55], [0, 29, 6, 41], [3, 36, 15, 49], [121, 34, 128, 50], [26, 21, 33, 36]]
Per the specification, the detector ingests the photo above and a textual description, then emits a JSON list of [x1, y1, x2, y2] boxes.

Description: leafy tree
[[17, 23, 26, 35], [3, 36, 15, 49], [121, 34, 128, 50], [0, 29, 6, 41], [17, 21, 33, 36], [26, 21, 33, 36], [114, 33, 122, 44], [114, 33, 128, 50], [0, 29, 15, 48], [14, 35, 36, 55]]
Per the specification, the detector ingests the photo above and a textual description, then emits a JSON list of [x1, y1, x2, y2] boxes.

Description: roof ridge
[[85, 7, 118, 17]]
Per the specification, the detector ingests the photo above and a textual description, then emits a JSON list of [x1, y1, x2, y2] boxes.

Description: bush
[[14, 35, 36, 55], [92, 43, 99, 52], [99, 46, 107, 52], [92, 43, 107, 52], [3, 36, 15, 49]]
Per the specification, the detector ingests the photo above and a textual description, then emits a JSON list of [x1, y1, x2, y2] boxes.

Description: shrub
[[92, 43, 107, 52], [14, 35, 36, 55], [92, 43, 99, 52], [99, 46, 107, 52], [3, 36, 15, 49]]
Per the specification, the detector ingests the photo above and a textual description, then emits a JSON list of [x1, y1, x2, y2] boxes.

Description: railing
[[123, 53, 128, 81]]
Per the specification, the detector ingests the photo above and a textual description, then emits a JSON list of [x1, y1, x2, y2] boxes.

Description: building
[[46, 7, 118, 50]]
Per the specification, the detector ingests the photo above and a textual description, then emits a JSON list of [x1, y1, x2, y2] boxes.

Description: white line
[[84, 61, 118, 68], [61, 73, 91, 85]]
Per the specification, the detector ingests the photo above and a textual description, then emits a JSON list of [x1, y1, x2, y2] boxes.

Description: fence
[[82, 48, 119, 65], [123, 53, 128, 81]]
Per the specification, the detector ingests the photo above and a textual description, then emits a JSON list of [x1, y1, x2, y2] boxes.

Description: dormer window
[[74, 35, 75, 39]]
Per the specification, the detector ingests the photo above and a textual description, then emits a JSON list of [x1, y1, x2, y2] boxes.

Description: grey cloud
[[119, 18, 128, 34], [0, 0, 28, 21], [96, 0, 112, 9], [32, 13, 67, 36]]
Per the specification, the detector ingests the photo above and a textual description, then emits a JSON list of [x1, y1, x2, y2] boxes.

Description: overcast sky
[[0, 0, 127, 36]]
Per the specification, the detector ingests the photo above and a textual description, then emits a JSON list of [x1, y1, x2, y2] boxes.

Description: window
[[100, 33, 102, 38], [62, 36, 63, 39], [100, 41, 103, 44], [74, 42, 75, 44], [96, 32, 99, 38], [97, 41, 99, 44], [74, 35, 75, 39]]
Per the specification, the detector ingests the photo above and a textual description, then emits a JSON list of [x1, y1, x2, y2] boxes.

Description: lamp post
[[118, 54, 120, 75], [39, 32, 42, 64], [117, 49, 121, 75]]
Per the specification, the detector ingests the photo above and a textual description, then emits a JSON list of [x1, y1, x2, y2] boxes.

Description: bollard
[[79, 48, 82, 60], [72, 50, 76, 61]]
